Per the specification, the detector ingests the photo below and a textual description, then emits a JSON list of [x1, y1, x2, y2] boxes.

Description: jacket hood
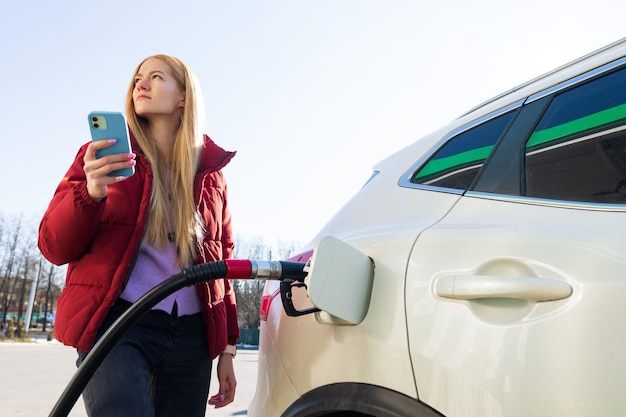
[[199, 134, 236, 172]]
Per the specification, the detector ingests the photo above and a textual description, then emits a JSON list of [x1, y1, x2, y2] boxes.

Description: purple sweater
[[119, 241, 201, 316]]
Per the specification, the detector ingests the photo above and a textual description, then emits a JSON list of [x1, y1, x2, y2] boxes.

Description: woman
[[38, 54, 238, 416]]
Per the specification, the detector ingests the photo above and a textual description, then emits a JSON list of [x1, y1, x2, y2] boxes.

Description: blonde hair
[[125, 54, 206, 267]]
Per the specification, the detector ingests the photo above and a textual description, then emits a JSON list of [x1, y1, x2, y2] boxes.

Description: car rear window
[[525, 66, 626, 204], [410, 111, 515, 190]]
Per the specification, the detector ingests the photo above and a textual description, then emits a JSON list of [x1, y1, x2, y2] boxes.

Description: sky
[[1, 1, 625, 249]]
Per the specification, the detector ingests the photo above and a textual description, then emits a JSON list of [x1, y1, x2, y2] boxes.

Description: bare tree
[[40, 260, 64, 332], [0, 215, 22, 327], [16, 259, 28, 335], [0, 213, 65, 338]]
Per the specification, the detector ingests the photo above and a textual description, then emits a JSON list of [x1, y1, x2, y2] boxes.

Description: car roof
[[460, 37, 626, 119], [374, 38, 626, 176]]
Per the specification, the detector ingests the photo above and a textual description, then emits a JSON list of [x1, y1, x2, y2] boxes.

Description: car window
[[410, 111, 515, 190], [525, 66, 626, 204]]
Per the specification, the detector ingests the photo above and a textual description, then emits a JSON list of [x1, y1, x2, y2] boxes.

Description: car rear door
[[406, 198, 626, 417]]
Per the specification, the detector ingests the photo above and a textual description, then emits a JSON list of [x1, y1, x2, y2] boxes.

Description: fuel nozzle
[[181, 259, 308, 285], [247, 260, 309, 282]]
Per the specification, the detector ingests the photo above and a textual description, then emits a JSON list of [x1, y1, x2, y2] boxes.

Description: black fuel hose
[[49, 259, 307, 417]]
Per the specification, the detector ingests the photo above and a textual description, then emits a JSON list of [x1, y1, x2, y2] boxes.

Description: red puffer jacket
[[38, 133, 239, 359]]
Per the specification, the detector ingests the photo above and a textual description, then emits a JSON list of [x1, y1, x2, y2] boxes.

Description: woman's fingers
[[84, 140, 136, 201]]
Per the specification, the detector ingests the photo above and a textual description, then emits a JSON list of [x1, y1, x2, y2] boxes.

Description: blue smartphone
[[88, 111, 135, 177]]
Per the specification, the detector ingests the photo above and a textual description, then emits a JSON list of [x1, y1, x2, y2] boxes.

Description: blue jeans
[[77, 299, 212, 417]]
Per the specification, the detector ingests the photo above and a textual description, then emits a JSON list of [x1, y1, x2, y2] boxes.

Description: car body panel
[[406, 196, 626, 416], [250, 307, 302, 416], [250, 172, 464, 414]]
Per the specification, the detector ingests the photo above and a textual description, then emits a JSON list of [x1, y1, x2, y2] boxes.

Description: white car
[[249, 38, 626, 417]]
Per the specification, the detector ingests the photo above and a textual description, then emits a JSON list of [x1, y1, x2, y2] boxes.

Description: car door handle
[[435, 275, 573, 302]]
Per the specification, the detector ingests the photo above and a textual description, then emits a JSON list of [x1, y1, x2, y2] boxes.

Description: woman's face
[[133, 58, 185, 119]]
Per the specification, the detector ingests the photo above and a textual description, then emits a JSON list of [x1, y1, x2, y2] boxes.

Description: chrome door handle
[[435, 275, 572, 302]]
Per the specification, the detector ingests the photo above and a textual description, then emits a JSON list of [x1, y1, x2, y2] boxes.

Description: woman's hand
[[208, 353, 237, 408], [83, 139, 136, 201]]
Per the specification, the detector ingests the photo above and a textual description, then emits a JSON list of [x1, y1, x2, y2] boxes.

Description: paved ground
[[0, 334, 258, 417]]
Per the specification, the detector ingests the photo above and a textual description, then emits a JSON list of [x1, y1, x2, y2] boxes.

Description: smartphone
[[88, 111, 135, 177]]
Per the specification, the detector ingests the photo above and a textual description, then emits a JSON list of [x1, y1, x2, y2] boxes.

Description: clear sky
[[1, 1, 625, 247]]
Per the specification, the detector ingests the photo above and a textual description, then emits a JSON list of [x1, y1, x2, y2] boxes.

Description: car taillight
[[260, 287, 280, 321], [260, 294, 271, 321]]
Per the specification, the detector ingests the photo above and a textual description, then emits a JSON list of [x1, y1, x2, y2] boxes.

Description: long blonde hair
[[125, 54, 205, 267]]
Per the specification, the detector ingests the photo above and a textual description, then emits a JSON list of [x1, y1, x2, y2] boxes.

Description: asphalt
[[0, 332, 259, 417]]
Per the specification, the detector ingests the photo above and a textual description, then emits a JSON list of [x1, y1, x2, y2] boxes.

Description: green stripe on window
[[527, 103, 626, 149], [414, 145, 493, 180]]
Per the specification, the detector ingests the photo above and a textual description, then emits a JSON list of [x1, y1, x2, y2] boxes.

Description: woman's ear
[[178, 91, 186, 108]]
